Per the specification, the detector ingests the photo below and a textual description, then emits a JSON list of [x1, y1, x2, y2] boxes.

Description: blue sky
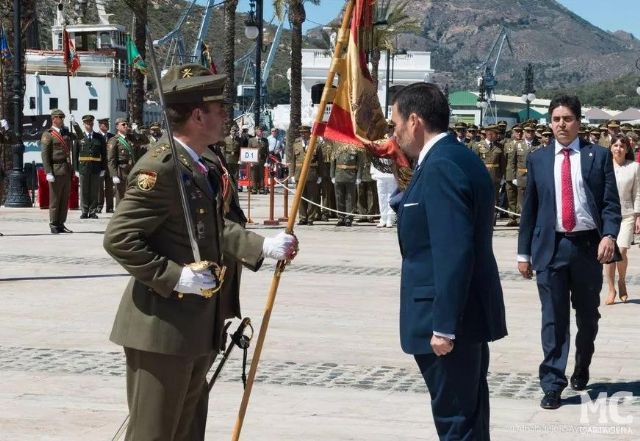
[[234, 0, 639, 35]]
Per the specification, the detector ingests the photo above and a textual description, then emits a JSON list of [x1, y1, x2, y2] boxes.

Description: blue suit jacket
[[517, 139, 621, 271], [397, 135, 508, 355]]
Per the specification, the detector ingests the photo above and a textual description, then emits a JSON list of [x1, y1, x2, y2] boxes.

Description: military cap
[[480, 128, 486, 134], [115, 117, 128, 125], [454, 122, 468, 130], [241, 124, 249, 130], [468, 124, 478, 131], [149, 121, 161, 130], [542, 127, 553, 136], [536, 124, 545, 130], [161, 63, 227, 105], [589, 127, 601, 135], [82, 114, 95, 122], [523, 124, 535, 131], [578, 125, 587, 134], [620, 123, 632, 131], [299, 125, 311, 132], [97, 117, 109, 124], [512, 124, 523, 131], [485, 124, 500, 132], [607, 119, 620, 128], [497, 120, 508, 127], [51, 109, 65, 118]]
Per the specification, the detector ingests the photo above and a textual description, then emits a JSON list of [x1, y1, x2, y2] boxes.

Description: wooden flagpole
[[63, 26, 72, 118], [229, 1, 355, 439]]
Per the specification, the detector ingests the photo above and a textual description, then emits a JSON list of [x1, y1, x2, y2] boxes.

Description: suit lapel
[[543, 145, 557, 216], [580, 140, 595, 180]]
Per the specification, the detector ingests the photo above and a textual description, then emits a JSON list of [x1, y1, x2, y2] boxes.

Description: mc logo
[[580, 391, 634, 425]]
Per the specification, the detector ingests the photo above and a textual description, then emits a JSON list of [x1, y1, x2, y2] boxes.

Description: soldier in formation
[[107, 117, 149, 206], [41, 109, 75, 234], [148, 122, 163, 143], [72, 114, 107, 219], [331, 144, 363, 227], [503, 124, 524, 226], [318, 137, 336, 221], [224, 125, 241, 187], [472, 124, 505, 206], [248, 126, 269, 194], [290, 125, 324, 225], [356, 151, 378, 222], [97, 117, 115, 213]]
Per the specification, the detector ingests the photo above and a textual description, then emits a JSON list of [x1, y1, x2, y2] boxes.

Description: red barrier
[[36, 167, 79, 209], [69, 174, 79, 209], [237, 163, 270, 189]]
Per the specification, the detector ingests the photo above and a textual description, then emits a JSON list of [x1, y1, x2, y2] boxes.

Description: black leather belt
[[556, 229, 597, 238]]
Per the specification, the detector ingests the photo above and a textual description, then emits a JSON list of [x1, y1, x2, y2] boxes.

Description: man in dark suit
[[392, 82, 508, 440], [518, 95, 621, 410]]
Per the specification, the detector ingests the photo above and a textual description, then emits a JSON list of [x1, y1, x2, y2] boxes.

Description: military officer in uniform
[[149, 121, 163, 142], [290, 125, 323, 225], [248, 126, 268, 194], [97, 118, 115, 213], [472, 124, 505, 205], [331, 145, 363, 226], [600, 119, 620, 148], [588, 127, 601, 145], [103, 63, 297, 441], [356, 151, 378, 223], [41, 109, 75, 234], [107, 117, 149, 206], [454, 121, 468, 145], [503, 124, 524, 226], [515, 123, 541, 212], [540, 126, 552, 147], [72, 114, 107, 219], [223, 125, 241, 186]]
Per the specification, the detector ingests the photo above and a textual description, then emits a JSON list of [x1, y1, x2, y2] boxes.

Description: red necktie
[[561, 148, 576, 231]]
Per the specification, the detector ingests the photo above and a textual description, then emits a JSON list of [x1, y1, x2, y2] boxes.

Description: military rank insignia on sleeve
[[137, 170, 158, 191]]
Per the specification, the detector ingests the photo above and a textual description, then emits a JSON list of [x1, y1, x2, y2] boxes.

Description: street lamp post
[[244, 0, 263, 130], [5, 0, 32, 207], [520, 63, 536, 121], [476, 76, 488, 127], [635, 57, 640, 96]]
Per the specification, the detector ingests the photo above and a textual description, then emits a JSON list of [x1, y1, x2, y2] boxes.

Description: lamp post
[[5, 0, 32, 207], [635, 57, 640, 96], [244, 0, 263, 130], [520, 63, 536, 121], [476, 76, 488, 127], [384, 48, 407, 118]]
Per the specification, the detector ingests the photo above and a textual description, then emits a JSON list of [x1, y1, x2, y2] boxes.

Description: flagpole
[[229, 1, 355, 439], [64, 26, 72, 118]]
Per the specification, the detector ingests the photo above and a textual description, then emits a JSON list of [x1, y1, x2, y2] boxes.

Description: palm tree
[[370, 0, 420, 88], [273, 0, 319, 155], [223, 0, 239, 132]]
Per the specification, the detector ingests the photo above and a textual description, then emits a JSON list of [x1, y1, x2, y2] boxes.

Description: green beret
[[161, 63, 227, 105], [51, 109, 65, 118], [115, 117, 128, 125], [82, 114, 95, 122]]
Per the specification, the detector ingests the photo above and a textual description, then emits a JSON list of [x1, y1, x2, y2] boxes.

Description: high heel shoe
[[618, 281, 629, 303], [604, 291, 616, 305]]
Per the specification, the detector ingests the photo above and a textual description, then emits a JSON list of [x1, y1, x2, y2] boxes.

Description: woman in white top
[[370, 160, 397, 227], [605, 135, 640, 304]]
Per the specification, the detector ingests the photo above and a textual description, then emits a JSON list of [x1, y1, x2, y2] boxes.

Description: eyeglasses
[[119, 123, 129, 126]]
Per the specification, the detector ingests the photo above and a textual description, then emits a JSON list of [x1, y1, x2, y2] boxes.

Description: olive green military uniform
[[356, 152, 378, 221], [107, 131, 149, 205], [97, 126, 115, 213], [319, 138, 336, 220], [248, 134, 268, 193], [516, 138, 541, 211], [41, 117, 75, 230], [72, 119, 107, 218], [330, 146, 363, 226], [503, 137, 521, 221], [472, 140, 505, 204], [290, 135, 324, 224], [223, 133, 241, 185]]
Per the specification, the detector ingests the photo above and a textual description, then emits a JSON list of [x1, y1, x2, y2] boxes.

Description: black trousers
[[536, 232, 602, 393], [415, 342, 490, 441]]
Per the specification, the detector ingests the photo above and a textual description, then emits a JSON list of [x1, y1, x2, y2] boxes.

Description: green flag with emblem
[[126, 35, 147, 75]]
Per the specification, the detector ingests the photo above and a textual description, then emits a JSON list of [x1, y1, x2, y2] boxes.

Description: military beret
[[454, 122, 468, 130], [607, 119, 620, 128], [82, 114, 94, 122], [97, 118, 109, 124], [115, 117, 128, 125], [161, 63, 227, 105], [51, 109, 65, 118], [149, 121, 161, 130]]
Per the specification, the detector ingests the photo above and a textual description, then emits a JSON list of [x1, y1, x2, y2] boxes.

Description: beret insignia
[[137, 170, 157, 191]]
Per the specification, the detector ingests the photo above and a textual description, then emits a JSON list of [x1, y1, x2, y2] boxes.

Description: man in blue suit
[[518, 95, 621, 409], [391, 83, 508, 440]]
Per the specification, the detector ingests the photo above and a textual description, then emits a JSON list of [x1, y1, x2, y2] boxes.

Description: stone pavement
[[1, 191, 639, 440]]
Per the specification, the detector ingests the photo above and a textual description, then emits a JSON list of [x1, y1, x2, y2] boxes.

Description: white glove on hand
[[290, 176, 296, 184], [131, 123, 138, 132], [317, 177, 322, 184], [69, 115, 75, 124], [100, 170, 106, 177], [500, 178, 506, 185], [512, 179, 517, 185], [331, 178, 336, 184], [356, 179, 362, 186], [46, 173, 55, 183], [112, 176, 121, 184], [174, 266, 216, 295], [262, 231, 298, 261], [75, 171, 80, 178]]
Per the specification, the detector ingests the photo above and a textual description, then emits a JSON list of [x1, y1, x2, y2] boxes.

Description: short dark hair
[[166, 102, 211, 130], [391, 83, 450, 133], [548, 95, 581, 120]]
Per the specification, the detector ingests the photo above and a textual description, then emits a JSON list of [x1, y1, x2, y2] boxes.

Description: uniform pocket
[[412, 285, 436, 301]]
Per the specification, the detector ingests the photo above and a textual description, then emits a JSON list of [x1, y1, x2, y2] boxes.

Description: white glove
[[69, 115, 75, 124], [262, 231, 298, 260], [174, 266, 216, 295], [290, 176, 296, 184], [46, 173, 55, 182], [356, 179, 362, 185], [331, 178, 336, 184], [512, 179, 517, 185], [100, 170, 106, 177], [112, 176, 121, 184], [500, 178, 506, 185], [75, 171, 80, 178], [131, 123, 138, 132], [317, 177, 322, 184]]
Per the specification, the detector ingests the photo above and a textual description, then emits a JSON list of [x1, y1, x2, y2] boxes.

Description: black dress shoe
[[345, 219, 353, 227], [50, 225, 60, 234], [540, 391, 562, 409], [336, 219, 346, 226], [59, 225, 73, 233], [89, 214, 99, 219], [96, 208, 103, 213], [106, 208, 114, 213], [570, 369, 589, 391], [80, 213, 88, 219], [298, 219, 308, 225], [307, 221, 314, 226], [320, 214, 329, 222]]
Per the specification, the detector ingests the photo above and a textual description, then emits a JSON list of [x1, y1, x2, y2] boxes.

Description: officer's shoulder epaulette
[[147, 143, 172, 162]]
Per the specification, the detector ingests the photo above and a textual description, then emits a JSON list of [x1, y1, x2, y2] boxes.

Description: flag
[[319, 0, 387, 148], [63, 29, 81, 74], [201, 42, 217, 74], [0, 25, 11, 62], [126, 35, 147, 75]]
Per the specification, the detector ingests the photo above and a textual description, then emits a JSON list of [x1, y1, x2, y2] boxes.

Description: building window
[[29, 97, 36, 109], [89, 99, 98, 111], [49, 98, 58, 109], [70, 98, 78, 111], [116, 99, 127, 112]]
